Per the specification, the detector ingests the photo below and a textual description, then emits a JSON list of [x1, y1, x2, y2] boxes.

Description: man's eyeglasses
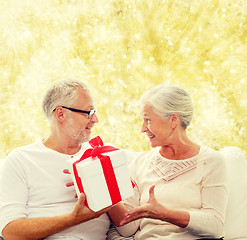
[[60, 106, 96, 119]]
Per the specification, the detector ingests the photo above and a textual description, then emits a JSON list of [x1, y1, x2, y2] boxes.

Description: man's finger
[[63, 169, 71, 174], [66, 182, 74, 187], [97, 205, 112, 215], [78, 193, 86, 205]]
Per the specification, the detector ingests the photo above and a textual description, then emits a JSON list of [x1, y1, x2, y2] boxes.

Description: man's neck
[[42, 137, 82, 155]]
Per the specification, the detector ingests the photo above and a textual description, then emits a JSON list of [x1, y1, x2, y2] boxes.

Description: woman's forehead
[[140, 104, 155, 116]]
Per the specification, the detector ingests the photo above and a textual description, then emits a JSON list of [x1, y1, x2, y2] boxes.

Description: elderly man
[[0, 79, 128, 240]]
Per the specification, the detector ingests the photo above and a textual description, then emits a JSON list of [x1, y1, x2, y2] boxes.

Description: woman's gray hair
[[42, 79, 91, 120], [140, 84, 193, 129]]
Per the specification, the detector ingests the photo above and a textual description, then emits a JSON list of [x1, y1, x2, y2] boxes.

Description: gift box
[[68, 136, 134, 212]]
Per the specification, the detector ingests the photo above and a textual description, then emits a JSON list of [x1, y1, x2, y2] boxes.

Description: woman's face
[[141, 104, 173, 148]]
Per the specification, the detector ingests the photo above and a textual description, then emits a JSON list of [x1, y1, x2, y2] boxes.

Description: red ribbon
[[72, 136, 122, 209]]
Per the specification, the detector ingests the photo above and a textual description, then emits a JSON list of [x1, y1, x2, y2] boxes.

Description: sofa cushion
[[220, 147, 247, 240]]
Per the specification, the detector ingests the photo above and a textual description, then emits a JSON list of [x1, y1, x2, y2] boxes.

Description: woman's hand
[[120, 185, 168, 225], [120, 185, 189, 228]]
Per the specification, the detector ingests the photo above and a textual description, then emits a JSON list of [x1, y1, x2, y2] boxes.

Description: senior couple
[[0, 79, 227, 240]]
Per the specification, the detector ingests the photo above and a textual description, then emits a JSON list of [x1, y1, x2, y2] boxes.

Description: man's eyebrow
[[84, 104, 95, 109]]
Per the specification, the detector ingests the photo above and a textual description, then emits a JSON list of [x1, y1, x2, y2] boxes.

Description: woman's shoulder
[[131, 148, 157, 162], [128, 148, 157, 171], [198, 145, 226, 167]]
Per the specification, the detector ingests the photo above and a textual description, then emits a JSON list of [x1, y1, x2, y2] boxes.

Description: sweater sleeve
[[0, 151, 29, 236], [116, 156, 142, 237], [185, 150, 228, 238], [116, 187, 141, 237]]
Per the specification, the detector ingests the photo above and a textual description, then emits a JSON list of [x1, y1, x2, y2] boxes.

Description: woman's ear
[[170, 113, 180, 129]]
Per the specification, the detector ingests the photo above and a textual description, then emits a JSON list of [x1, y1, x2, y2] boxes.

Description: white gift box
[[68, 141, 134, 212]]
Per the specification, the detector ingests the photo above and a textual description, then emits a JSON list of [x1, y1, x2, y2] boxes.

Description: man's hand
[[63, 168, 77, 197], [63, 169, 74, 187], [63, 168, 111, 222], [70, 193, 111, 224]]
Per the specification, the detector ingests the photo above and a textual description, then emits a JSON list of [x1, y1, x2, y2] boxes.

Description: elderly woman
[[116, 84, 227, 240]]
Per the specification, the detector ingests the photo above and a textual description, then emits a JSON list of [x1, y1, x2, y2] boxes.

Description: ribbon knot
[[89, 135, 104, 148], [91, 145, 101, 158]]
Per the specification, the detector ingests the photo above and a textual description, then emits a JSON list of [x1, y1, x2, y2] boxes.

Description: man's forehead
[[76, 88, 95, 107]]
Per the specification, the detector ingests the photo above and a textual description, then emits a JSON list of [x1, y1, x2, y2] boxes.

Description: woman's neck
[[159, 137, 200, 160]]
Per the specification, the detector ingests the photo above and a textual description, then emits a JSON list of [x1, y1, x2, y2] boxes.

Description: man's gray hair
[[140, 84, 194, 129], [42, 79, 90, 120]]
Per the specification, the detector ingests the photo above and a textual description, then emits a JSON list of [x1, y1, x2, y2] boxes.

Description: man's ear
[[54, 107, 65, 122]]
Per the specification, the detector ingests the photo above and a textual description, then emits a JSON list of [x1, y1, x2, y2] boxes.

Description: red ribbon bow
[[72, 136, 122, 208]]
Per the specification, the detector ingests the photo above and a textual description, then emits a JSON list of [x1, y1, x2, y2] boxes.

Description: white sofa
[[1, 147, 247, 239], [220, 147, 247, 240], [0, 160, 4, 176]]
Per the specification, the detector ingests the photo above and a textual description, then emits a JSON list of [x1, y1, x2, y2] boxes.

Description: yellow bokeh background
[[0, 0, 246, 159]]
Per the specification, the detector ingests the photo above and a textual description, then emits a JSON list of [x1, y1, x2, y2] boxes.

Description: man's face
[[63, 88, 98, 145]]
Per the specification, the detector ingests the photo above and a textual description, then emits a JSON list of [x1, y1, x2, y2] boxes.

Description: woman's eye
[[146, 119, 151, 123]]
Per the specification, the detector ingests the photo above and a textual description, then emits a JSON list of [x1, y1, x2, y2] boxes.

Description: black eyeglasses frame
[[57, 106, 96, 119]]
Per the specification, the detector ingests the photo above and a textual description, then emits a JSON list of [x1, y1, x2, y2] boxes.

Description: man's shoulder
[[6, 140, 42, 160]]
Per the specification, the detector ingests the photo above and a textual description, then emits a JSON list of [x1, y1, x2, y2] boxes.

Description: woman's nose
[[141, 121, 147, 133]]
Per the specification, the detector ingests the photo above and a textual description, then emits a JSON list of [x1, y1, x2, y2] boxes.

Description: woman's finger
[[148, 185, 156, 201], [120, 212, 142, 225]]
